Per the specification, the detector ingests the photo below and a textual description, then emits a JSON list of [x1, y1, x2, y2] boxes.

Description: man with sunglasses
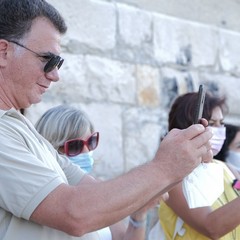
[[0, 0, 213, 240]]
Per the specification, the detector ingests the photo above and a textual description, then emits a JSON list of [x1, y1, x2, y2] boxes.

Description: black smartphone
[[193, 84, 206, 124]]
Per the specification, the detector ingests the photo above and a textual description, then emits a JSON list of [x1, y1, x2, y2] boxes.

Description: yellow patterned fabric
[[159, 160, 240, 240]]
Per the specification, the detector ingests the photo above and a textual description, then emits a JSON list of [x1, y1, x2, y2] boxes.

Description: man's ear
[[0, 39, 10, 67]]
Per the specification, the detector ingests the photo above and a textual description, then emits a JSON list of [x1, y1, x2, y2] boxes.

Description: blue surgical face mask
[[226, 150, 240, 171], [68, 151, 94, 173]]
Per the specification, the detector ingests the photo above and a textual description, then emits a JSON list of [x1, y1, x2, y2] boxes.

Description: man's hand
[[153, 122, 213, 183]]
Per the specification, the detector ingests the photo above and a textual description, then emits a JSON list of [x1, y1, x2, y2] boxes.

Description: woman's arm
[[109, 213, 146, 240], [166, 182, 240, 239], [110, 193, 167, 240]]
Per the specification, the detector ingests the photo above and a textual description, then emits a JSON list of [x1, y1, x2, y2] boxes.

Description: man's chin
[[30, 96, 42, 106]]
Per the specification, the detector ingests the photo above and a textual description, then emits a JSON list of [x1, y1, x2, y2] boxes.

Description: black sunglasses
[[64, 132, 99, 157], [9, 40, 64, 73]]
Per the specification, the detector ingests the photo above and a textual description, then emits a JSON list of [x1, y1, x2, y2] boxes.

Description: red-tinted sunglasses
[[64, 132, 99, 157]]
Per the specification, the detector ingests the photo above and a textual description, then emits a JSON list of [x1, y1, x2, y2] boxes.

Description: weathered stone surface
[[153, 14, 218, 67]]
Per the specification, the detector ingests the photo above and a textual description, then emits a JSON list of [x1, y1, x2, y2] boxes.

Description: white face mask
[[226, 150, 240, 171], [207, 126, 226, 156]]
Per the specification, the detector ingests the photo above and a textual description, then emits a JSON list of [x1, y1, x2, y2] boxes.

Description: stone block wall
[[26, 0, 240, 180]]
